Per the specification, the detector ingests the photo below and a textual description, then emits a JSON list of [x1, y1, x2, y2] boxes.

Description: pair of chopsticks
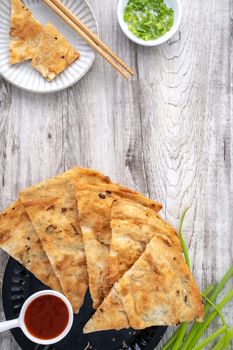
[[43, 0, 134, 79]]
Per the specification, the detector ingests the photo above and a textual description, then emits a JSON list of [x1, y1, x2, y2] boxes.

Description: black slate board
[[2, 257, 167, 350]]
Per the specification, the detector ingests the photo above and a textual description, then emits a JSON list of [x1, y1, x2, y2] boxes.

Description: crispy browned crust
[[75, 183, 162, 246], [15, 166, 161, 311], [84, 234, 204, 333], [81, 230, 109, 309], [70, 173, 162, 309], [102, 199, 181, 297], [60, 167, 162, 216], [63, 167, 112, 185], [10, 0, 43, 64], [31, 23, 80, 81], [20, 177, 88, 313], [59, 167, 161, 309], [83, 286, 129, 333], [0, 200, 62, 292]]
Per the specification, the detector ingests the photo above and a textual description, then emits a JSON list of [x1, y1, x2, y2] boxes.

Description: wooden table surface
[[0, 0, 232, 349]]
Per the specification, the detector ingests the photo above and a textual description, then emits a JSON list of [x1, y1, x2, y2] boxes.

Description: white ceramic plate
[[0, 0, 97, 93]]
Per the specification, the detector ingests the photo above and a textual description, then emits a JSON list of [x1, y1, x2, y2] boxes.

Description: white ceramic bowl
[[117, 0, 182, 46]]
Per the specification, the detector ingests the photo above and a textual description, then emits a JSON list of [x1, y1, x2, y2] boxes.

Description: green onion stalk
[[168, 209, 190, 350], [191, 325, 227, 350], [212, 327, 233, 350], [186, 289, 233, 349], [182, 265, 233, 350], [161, 209, 233, 350]]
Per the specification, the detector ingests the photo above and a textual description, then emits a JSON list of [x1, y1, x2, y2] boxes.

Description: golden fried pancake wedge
[[84, 234, 203, 333], [10, 0, 43, 64], [31, 23, 80, 80], [71, 175, 162, 309], [102, 199, 181, 296], [20, 177, 88, 313], [0, 200, 62, 292]]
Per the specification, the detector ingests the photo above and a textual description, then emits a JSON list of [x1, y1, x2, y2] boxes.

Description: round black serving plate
[[2, 258, 167, 350]]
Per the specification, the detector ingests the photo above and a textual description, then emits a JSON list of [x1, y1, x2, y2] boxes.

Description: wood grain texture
[[0, 0, 232, 348]]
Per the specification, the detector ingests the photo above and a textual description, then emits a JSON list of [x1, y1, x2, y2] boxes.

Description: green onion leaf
[[124, 0, 174, 40], [191, 326, 227, 350]]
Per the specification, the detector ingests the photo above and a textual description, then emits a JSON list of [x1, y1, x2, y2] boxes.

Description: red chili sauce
[[24, 295, 69, 340]]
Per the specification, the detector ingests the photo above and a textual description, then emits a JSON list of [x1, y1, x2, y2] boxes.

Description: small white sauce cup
[[0, 290, 74, 345], [117, 0, 182, 46]]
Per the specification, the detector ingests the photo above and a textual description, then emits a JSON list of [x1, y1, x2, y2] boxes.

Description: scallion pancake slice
[[31, 23, 80, 81], [84, 234, 204, 333], [102, 199, 181, 297], [0, 200, 62, 292], [20, 177, 88, 313], [10, 0, 43, 64]]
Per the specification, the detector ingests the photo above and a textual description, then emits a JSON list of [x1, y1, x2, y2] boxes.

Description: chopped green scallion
[[124, 0, 174, 41]]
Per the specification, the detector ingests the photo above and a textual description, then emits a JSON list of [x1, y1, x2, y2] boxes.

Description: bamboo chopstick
[[42, 0, 133, 79], [50, 0, 134, 76]]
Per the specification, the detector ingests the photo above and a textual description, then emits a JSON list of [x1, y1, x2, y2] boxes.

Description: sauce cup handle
[[0, 318, 19, 333]]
